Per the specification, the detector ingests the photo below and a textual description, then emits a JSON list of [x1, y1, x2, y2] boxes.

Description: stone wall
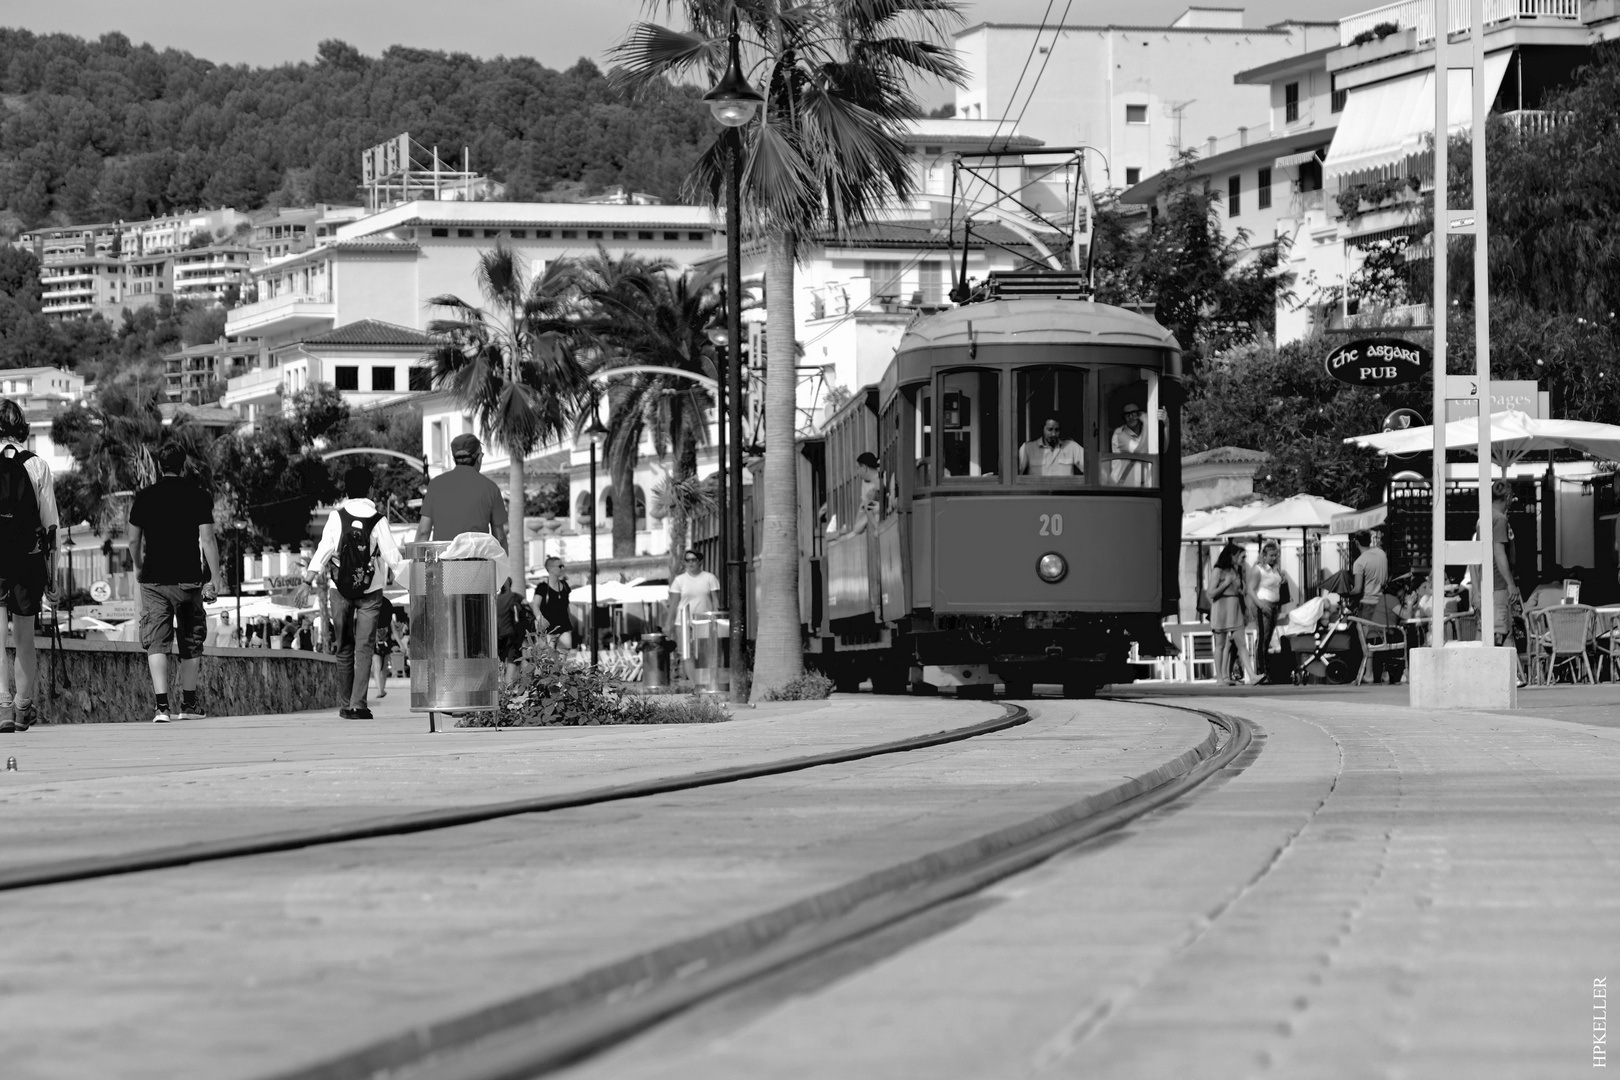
[[4, 638, 337, 724]]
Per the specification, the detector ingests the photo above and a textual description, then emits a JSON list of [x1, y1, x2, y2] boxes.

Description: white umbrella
[[1181, 503, 1269, 541], [1218, 493, 1354, 536], [1346, 409, 1620, 468]]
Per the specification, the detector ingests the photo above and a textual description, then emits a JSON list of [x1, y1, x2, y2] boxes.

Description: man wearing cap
[[1108, 404, 1150, 487], [416, 434, 508, 549]]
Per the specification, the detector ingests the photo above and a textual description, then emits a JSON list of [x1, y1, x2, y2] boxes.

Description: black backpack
[[334, 508, 382, 600], [0, 447, 42, 561]]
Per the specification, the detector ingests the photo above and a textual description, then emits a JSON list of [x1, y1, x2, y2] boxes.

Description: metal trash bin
[[640, 632, 672, 688], [405, 541, 499, 724], [691, 615, 730, 692]]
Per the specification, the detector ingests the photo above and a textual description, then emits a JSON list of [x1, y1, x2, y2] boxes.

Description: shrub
[[761, 671, 836, 701], [1349, 21, 1403, 46], [458, 638, 730, 727]]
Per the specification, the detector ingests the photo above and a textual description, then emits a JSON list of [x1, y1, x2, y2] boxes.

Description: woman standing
[[1247, 541, 1286, 684], [1208, 542, 1260, 686]]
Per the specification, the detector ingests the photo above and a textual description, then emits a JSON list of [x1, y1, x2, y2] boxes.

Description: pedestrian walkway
[[0, 696, 1214, 1080], [567, 683, 1620, 1080]]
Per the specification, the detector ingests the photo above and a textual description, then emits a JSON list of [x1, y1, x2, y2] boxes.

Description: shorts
[[139, 583, 209, 659], [0, 553, 47, 618], [498, 633, 524, 663]]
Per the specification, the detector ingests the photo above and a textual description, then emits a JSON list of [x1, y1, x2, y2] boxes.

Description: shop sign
[[1324, 338, 1429, 386]]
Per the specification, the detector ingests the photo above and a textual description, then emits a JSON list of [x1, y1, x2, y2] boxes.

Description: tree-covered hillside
[[0, 30, 715, 230]]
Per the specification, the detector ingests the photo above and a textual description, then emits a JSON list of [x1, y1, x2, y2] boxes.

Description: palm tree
[[584, 262, 726, 569], [423, 245, 586, 588], [612, 0, 967, 694]]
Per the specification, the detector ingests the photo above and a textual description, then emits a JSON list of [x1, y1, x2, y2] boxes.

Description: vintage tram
[[789, 288, 1184, 697]]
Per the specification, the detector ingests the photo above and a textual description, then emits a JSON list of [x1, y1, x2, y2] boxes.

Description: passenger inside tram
[[848, 451, 885, 535], [1108, 403, 1150, 486], [1015, 366, 1086, 483]]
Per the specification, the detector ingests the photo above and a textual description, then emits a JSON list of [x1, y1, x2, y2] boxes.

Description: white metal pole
[[1431, 14, 1449, 644], [1471, 0, 1496, 647]]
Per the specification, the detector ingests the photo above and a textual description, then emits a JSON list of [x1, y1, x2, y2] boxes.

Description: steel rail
[[261, 702, 1255, 1080], [0, 706, 1034, 893]]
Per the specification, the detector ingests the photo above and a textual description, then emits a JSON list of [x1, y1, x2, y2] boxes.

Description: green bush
[[761, 671, 836, 701], [458, 638, 730, 727]]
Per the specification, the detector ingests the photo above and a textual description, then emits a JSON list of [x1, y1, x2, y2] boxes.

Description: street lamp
[[706, 325, 729, 603], [705, 8, 761, 703], [576, 410, 609, 670]]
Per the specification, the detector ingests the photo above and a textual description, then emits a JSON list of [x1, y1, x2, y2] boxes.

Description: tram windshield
[[937, 369, 1000, 479], [1013, 364, 1159, 488]]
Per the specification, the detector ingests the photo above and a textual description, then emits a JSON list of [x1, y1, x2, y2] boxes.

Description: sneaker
[[177, 706, 206, 721], [0, 719, 13, 734], [13, 704, 36, 731], [152, 711, 172, 724]]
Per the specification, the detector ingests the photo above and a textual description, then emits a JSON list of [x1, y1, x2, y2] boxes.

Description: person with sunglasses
[[668, 550, 721, 685], [1108, 403, 1151, 487]]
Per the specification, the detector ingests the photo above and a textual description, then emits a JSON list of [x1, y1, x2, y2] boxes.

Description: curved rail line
[[262, 701, 1256, 1080], [0, 705, 1036, 893]]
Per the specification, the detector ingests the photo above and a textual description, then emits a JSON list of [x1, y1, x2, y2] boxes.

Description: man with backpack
[[0, 399, 58, 734], [303, 465, 401, 719], [128, 442, 223, 723]]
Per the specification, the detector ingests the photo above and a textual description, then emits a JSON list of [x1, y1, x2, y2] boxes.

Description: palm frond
[[608, 22, 718, 94]]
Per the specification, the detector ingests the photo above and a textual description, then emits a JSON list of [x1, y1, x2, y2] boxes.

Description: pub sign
[[1324, 338, 1429, 387]]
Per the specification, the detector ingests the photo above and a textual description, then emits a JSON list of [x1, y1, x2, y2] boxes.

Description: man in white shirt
[[0, 399, 57, 734], [1018, 417, 1085, 477], [668, 549, 721, 684], [1108, 404, 1150, 486], [303, 465, 402, 719]]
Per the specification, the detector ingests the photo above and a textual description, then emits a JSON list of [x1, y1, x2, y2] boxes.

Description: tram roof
[[895, 297, 1178, 355]]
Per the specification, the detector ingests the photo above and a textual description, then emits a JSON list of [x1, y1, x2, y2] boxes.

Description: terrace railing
[[1339, 0, 1581, 47]]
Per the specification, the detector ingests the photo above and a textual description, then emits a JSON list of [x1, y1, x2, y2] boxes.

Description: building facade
[[951, 8, 1340, 191]]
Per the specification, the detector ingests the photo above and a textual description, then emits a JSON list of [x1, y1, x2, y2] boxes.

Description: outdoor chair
[[1520, 607, 1552, 686], [1595, 611, 1620, 682], [1540, 604, 1597, 685], [1184, 630, 1216, 681], [1346, 616, 1407, 686]]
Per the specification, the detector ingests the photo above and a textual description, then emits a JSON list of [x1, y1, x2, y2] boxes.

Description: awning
[[1323, 50, 1512, 190], [1330, 504, 1388, 535], [1274, 149, 1322, 169]]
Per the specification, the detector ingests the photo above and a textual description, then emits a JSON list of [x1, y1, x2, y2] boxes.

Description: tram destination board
[[1324, 338, 1428, 387]]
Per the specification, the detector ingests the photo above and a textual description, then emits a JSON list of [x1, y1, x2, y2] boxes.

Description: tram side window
[[938, 369, 1000, 479], [910, 384, 933, 486], [1098, 365, 1160, 488], [1015, 366, 1087, 482]]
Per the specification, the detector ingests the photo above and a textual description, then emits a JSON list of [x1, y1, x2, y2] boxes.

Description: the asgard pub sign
[[1323, 338, 1429, 387]]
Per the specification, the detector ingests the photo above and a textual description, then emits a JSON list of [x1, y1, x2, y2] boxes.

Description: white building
[[0, 366, 86, 476], [951, 8, 1341, 190], [1124, 0, 1618, 345]]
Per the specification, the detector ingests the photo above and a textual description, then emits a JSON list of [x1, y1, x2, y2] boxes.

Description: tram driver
[[1018, 417, 1085, 477]]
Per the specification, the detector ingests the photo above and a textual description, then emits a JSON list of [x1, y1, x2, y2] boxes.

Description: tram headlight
[[1036, 552, 1067, 583]]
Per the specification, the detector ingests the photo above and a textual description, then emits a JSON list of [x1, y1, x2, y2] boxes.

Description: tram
[[795, 275, 1184, 697]]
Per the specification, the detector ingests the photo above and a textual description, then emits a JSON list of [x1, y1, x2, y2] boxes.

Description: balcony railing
[[1339, 0, 1580, 46]]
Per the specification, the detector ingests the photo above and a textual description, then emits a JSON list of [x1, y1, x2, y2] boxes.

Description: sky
[[7, 0, 1363, 96]]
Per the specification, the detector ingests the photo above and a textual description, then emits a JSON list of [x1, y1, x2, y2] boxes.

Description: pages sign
[[1324, 338, 1429, 387]]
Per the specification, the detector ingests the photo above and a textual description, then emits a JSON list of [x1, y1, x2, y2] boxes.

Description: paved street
[[3, 683, 1616, 1079]]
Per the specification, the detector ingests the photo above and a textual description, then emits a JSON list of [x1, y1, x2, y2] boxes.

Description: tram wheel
[[871, 667, 910, 695], [957, 683, 995, 700], [1061, 682, 1097, 699], [1002, 680, 1034, 699], [833, 670, 863, 694]]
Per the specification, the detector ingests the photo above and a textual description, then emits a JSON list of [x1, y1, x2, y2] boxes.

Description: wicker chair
[[1541, 604, 1596, 685]]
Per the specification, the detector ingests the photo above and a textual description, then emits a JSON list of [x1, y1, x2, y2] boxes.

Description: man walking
[[0, 399, 58, 733], [128, 442, 223, 723], [305, 466, 401, 720], [416, 434, 507, 548]]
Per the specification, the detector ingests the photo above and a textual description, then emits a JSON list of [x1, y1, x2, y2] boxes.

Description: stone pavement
[[571, 682, 1620, 1080], [0, 690, 1215, 1080]]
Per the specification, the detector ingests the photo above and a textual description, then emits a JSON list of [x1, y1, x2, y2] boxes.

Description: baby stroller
[[1278, 592, 1356, 684]]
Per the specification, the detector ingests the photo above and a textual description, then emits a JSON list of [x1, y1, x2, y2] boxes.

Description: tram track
[[0, 704, 1035, 894], [253, 700, 1254, 1080]]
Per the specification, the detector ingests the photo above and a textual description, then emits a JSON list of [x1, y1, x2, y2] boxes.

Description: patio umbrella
[[1181, 503, 1269, 542], [1346, 409, 1620, 468], [1220, 493, 1355, 591]]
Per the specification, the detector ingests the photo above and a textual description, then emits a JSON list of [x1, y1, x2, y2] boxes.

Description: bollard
[[5, 757, 15, 772]]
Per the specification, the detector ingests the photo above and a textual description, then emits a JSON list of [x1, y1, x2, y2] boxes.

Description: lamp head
[[576, 414, 609, 452], [703, 11, 762, 128]]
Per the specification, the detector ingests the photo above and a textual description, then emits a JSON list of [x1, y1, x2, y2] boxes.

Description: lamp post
[[706, 326, 729, 602], [576, 410, 609, 670], [704, 9, 762, 703]]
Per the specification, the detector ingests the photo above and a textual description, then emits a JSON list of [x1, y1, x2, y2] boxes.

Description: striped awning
[[1274, 149, 1321, 169]]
